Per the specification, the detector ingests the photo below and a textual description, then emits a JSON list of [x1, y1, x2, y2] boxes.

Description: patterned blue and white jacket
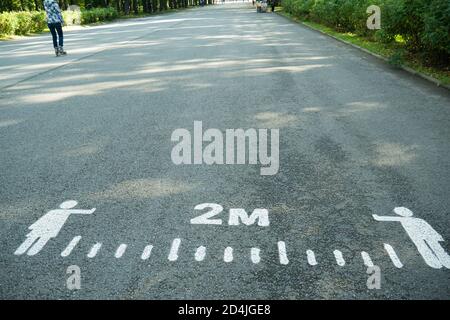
[[43, 0, 64, 24]]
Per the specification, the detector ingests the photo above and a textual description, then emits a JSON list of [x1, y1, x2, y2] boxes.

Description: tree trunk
[[124, 0, 130, 14], [163, 0, 169, 11], [143, 0, 148, 13], [59, 0, 67, 10]]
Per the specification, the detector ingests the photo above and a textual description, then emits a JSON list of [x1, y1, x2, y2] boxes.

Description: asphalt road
[[1, 4, 449, 299]]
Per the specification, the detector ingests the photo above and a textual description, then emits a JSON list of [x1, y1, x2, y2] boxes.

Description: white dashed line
[[224, 247, 233, 263], [384, 243, 403, 268], [61, 236, 82, 257], [195, 246, 206, 261], [251, 247, 261, 264], [115, 244, 127, 258], [19, 235, 438, 272], [87, 243, 102, 258], [333, 250, 345, 266], [168, 238, 181, 261], [277, 241, 289, 265], [307, 250, 317, 266], [361, 251, 374, 267], [141, 245, 153, 260]]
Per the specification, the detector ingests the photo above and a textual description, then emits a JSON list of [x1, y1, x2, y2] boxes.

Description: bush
[[0, 11, 43, 36], [81, 8, 118, 24], [282, 0, 450, 66], [14, 11, 33, 35], [0, 12, 17, 35], [31, 11, 47, 33], [310, 0, 338, 27], [1, 10, 46, 36], [285, 0, 315, 18], [420, 0, 450, 64], [0, 7, 118, 36]]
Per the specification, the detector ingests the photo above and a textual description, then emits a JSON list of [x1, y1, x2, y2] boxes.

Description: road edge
[[275, 11, 450, 91]]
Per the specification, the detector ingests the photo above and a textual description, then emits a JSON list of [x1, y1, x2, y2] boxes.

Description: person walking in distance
[[44, 0, 67, 56], [14, 200, 95, 256], [373, 207, 450, 269]]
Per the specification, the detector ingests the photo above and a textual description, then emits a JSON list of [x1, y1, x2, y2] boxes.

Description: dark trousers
[[48, 23, 63, 48]]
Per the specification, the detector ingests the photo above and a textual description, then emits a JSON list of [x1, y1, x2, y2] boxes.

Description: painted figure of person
[[14, 200, 95, 256], [373, 207, 450, 269]]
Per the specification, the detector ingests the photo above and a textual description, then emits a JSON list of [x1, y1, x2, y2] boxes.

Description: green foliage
[[0, 12, 17, 35], [14, 11, 33, 35], [31, 11, 47, 32], [420, 0, 450, 64], [284, 0, 315, 18], [0, 8, 119, 36], [0, 0, 199, 36], [81, 8, 119, 24], [388, 48, 406, 67], [0, 11, 46, 35], [282, 0, 450, 66]]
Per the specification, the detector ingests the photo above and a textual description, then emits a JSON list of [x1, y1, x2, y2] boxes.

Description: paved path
[[1, 4, 449, 299]]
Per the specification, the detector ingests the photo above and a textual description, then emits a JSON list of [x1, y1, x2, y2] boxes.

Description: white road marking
[[373, 207, 450, 269], [224, 247, 233, 262], [87, 242, 102, 258], [306, 250, 317, 266], [61, 235, 82, 257], [251, 247, 261, 264], [277, 241, 289, 265], [333, 250, 345, 266], [115, 244, 127, 258], [168, 238, 181, 261], [195, 246, 206, 261], [191, 203, 223, 225], [384, 243, 403, 268], [361, 251, 374, 267], [141, 245, 153, 260], [15, 203, 450, 273], [15, 216, 447, 272], [15, 200, 95, 256]]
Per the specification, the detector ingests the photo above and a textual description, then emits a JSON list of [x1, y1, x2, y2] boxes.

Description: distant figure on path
[[43, 0, 67, 56], [373, 207, 450, 269], [14, 200, 95, 256]]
